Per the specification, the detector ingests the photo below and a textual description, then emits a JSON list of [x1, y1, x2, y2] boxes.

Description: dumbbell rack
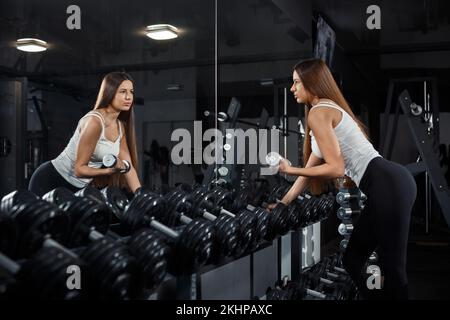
[[336, 186, 366, 252]]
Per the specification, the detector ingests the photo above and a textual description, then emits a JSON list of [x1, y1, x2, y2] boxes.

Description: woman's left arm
[[118, 122, 142, 192], [281, 109, 345, 179]]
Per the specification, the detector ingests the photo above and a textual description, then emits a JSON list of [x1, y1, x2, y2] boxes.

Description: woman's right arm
[[74, 117, 115, 178], [279, 153, 323, 205]]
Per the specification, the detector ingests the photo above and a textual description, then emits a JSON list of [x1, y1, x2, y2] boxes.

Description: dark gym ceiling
[[0, 0, 449, 93]]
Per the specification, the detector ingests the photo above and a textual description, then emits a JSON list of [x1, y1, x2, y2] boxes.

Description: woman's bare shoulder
[[78, 113, 103, 133]]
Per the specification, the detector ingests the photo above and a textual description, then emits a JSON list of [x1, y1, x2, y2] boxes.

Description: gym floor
[[321, 216, 450, 300], [408, 221, 450, 300]]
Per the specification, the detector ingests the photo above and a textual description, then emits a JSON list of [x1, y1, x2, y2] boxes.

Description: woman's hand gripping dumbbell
[[265, 152, 292, 175], [102, 154, 131, 174]]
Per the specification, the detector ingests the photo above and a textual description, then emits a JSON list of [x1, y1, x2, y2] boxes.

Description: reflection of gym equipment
[[25, 96, 49, 185], [381, 79, 450, 229], [0, 137, 12, 158], [143, 140, 170, 190], [202, 98, 244, 187], [203, 96, 302, 188], [204, 107, 300, 136], [0, 79, 27, 196]]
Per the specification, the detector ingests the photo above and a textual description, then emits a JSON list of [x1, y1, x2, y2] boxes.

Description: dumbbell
[[0, 246, 84, 299], [296, 193, 334, 225], [312, 259, 356, 299], [326, 253, 347, 272], [229, 186, 254, 212], [163, 187, 246, 260], [266, 272, 351, 301], [208, 186, 260, 252], [266, 276, 299, 300], [102, 154, 130, 173], [265, 183, 292, 204], [159, 188, 198, 227], [44, 186, 127, 224], [368, 251, 378, 264], [304, 267, 352, 299], [307, 264, 352, 288], [340, 238, 349, 251], [297, 274, 349, 300], [311, 259, 351, 284], [245, 200, 289, 241], [266, 286, 292, 300], [3, 192, 140, 299], [315, 193, 335, 220], [0, 189, 39, 213], [74, 186, 104, 203], [338, 222, 353, 236], [365, 251, 379, 269], [253, 183, 296, 236], [261, 188, 322, 234], [296, 274, 328, 300], [337, 207, 361, 220], [100, 186, 130, 222], [119, 190, 215, 275], [2, 193, 71, 259], [233, 205, 270, 245], [42, 187, 76, 205], [265, 152, 292, 167], [265, 182, 333, 229], [336, 189, 367, 206], [315, 281, 351, 300], [59, 193, 171, 291], [188, 186, 244, 258]]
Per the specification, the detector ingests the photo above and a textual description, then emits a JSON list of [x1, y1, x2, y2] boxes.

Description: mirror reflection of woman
[[29, 72, 141, 196]]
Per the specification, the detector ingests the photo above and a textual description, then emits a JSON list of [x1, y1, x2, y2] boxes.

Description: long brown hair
[[91, 72, 139, 190], [294, 59, 367, 194]]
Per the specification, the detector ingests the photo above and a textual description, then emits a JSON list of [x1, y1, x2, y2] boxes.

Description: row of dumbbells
[[246, 179, 336, 229], [335, 188, 367, 251], [99, 180, 335, 264], [266, 253, 357, 300], [0, 180, 335, 299], [0, 187, 173, 299], [101, 181, 335, 263]]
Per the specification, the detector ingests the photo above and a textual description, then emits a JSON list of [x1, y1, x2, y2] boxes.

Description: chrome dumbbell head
[[338, 223, 353, 236], [265, 152, 292, 167], [217, 166, 229, 177], [340, 238, 349, 250], [337, 207, 361, 220], [102, 154, 117, 168]]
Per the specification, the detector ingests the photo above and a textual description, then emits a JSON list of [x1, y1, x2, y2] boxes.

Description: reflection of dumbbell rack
[[336, 186, 366, 251], [203, 97, 241, 187]]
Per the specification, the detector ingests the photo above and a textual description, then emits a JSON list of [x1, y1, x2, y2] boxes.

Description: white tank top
[[51, 111, 123, 188], [309, 101, 381, 186]]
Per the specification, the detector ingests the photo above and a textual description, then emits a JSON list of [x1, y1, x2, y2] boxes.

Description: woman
[[273, 59, 416, 299], [29, 72, 141, 196]]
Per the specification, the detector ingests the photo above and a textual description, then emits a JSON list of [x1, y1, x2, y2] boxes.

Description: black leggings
[[342, 157, 416, 300], [28, 161, 81, 197]]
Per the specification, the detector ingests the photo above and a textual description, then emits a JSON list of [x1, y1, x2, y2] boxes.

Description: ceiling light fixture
[[260, 78, 274, 86], [16, 38, 48, 52], [166, 83, 183, 91], [146, 24, 179, 40]]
